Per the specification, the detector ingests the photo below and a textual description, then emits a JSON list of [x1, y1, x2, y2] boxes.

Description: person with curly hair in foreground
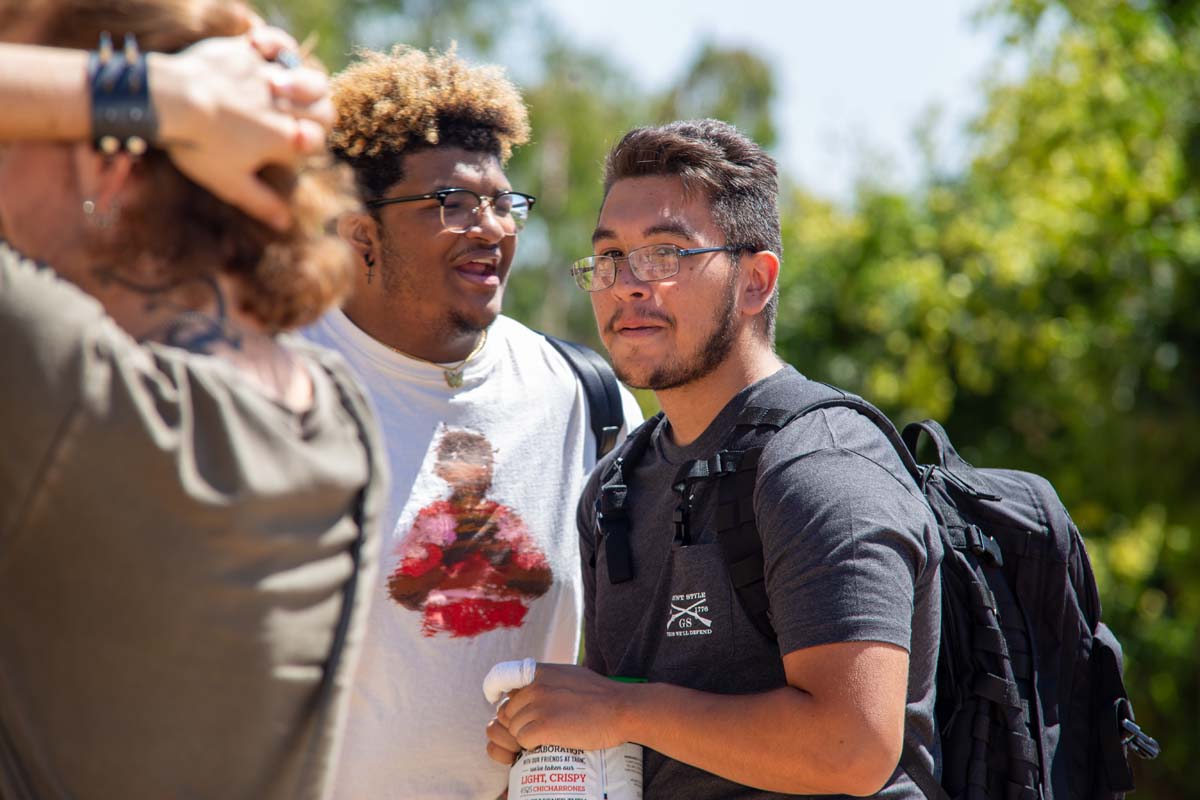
[[304, 46, 640, 798], [0, 1, 386, 797]]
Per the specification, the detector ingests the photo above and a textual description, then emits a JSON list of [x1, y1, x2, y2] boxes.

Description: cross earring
[[364, 253, 375, 284]]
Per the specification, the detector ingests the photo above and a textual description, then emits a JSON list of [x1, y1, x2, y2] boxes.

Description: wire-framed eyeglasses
[[570, 243, 748, 292], [365, 188, 536, 235]]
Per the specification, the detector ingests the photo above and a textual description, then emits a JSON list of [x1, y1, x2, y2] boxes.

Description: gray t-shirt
[[0, 247, 385, 799], [578, 367, 942, 799]]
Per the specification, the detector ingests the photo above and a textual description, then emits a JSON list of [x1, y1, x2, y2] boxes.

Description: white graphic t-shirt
[[305, 309, 641, 799]]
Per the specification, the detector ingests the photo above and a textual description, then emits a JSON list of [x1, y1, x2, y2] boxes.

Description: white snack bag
[[483, 659, 643, 800]]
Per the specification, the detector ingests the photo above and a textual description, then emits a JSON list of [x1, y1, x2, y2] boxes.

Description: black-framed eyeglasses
[[570, 243, 748, 292], [365, 188, 536, 235]]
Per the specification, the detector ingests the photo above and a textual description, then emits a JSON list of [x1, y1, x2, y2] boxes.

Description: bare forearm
[[494, 644, 907, 793], [617, 681, 898, 796], [0, 34, 333, 229], [0, 45, 88, 140]]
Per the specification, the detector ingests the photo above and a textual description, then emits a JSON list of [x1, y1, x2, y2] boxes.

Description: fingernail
[[275, 50, 302, 70]]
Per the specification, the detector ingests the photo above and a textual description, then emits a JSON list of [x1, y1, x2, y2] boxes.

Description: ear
[[738, 249, 780, 317], [71, 144, 136, 212], [337, 210, 381, 262]]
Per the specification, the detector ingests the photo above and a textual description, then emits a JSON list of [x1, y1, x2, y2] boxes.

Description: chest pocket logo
[[666, 591, 713, 637]]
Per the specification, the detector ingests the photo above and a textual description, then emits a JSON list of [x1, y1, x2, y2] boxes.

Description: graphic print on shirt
[[666, 590, 713, 637], [387, 427, 553, 637]]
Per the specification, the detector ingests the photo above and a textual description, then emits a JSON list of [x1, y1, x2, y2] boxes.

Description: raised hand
[[150, 28, 334, 230]]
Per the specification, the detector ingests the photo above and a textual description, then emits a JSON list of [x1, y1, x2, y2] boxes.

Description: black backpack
[[543, 333, 624, 459], [595, 379, 1159, 799]]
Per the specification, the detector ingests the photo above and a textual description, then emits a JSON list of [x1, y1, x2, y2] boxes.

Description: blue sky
[[540, 0, 1010, 202]]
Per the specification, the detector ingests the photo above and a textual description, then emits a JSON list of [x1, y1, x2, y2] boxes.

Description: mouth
[[453, 255, 503, 288], [608, 313, 672, 339], [614, 324, 664, 339]]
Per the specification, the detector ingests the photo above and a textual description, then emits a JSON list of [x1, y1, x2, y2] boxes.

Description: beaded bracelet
[[88, 32, 158, 156]]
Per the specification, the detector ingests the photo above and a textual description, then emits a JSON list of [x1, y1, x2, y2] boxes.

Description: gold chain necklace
[[383, 329, 488, 388]]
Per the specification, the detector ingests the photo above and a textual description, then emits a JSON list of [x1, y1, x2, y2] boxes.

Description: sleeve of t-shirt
[[0, 247, 117, 532], [753, 407, 933, 658]]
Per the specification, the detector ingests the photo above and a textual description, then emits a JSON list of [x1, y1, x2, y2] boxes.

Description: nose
[[607, 256, 649, 301], [464, 199, 509, 243]]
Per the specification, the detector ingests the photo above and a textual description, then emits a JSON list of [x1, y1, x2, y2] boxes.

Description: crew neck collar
[[656, 366, 800, 464], [318, 306, 499, 389]]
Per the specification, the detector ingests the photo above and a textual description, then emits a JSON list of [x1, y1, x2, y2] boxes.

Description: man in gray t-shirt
[[487, 120, 941, 798]]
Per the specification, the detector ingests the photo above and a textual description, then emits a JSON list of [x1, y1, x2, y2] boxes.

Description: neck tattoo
[[384, 328, 488, 388]]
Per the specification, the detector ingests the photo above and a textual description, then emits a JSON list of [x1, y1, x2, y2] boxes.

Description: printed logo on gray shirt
[[667, 591, 713, 637]]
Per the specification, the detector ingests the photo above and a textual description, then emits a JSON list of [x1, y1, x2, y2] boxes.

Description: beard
[[447, 307, 490, 335], [612, 274, 740, 391], [380, 237, 498, 339]]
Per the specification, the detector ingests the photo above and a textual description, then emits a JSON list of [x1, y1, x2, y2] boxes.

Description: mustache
[[604, 307, 674, 335]]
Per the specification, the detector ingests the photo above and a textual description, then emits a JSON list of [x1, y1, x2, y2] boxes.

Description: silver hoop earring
[[82, 198, 118, 229]]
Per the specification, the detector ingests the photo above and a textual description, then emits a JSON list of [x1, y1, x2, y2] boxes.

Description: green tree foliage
[[260, 0, 511, 69], [779, 2, 1198, 793], [503, 31, 651, 344], [655, 43, 777, 148]]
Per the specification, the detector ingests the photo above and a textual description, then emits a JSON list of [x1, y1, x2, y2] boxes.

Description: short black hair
[[604, 119, 781, 340]]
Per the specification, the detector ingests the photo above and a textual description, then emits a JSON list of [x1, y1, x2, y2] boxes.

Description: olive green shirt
[[0, 246, 384, 799]]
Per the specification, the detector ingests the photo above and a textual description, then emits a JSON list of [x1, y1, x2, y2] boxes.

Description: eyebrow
[[644, 221, 699, 240], [591, 219, 699, 245], [592, 226, 617, 245]]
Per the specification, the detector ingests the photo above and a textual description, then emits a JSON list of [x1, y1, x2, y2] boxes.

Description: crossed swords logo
[[668, 598, 713, 629]]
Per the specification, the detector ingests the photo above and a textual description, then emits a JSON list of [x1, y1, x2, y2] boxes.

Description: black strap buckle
[[1117, 698, 1161, 759], [598, 478, 634, 583], [712, 450, 742, 474], [672, 504, 691, 545], [599, 424, 620, 457], [966, 524, 1004, 567]]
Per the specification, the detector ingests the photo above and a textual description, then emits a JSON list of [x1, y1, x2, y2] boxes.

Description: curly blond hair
[[329, 45, 530, 200]]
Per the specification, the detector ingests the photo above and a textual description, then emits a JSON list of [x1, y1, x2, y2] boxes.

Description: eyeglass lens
[[572, 245, 681, 291], [441, 190, 531, 233]]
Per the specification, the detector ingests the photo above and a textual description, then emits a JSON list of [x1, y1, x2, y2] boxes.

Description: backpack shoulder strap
[[543, 333, 624, 458], [731, 377, 922, 483], [695, 387, 922, 641], [594, 413, 662, 584], [732, 392, 956, 800], [779, 392, 921, 483]]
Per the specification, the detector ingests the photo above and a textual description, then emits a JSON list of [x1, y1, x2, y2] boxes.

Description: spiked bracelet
[[88, 32, 158, 156]]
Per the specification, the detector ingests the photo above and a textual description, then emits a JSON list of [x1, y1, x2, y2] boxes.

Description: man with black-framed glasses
[[304, 46, 641, 800], [365, 187, 536, 235], [487, 120, 941, 799]]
